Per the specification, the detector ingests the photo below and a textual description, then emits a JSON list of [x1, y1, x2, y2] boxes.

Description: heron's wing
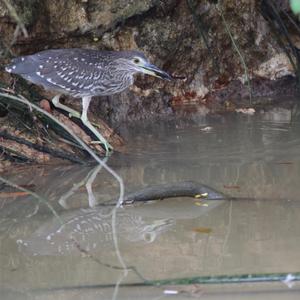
[[6, 49, 109, 95], [39, 49, 111, 94]]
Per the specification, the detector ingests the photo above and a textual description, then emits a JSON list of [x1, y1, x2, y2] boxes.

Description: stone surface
[[254, 53, 294, 80]]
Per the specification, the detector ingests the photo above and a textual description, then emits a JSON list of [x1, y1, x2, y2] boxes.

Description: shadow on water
[[1, 105, 300, 299]]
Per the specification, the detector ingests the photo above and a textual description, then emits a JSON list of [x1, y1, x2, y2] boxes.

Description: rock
[[254, 53, 295, 80], [45, 0, 161, 34]]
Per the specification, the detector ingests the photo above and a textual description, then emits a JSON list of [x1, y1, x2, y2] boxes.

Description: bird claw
[[68, 112, 81, 119], [90, 140, 113, 155]]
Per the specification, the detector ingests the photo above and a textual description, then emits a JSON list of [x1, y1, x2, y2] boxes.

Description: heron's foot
[[68, 111, 81, 119], [67, 112, 102, 129], [90, 140, 113, 155], [91, 122, 102, 129]]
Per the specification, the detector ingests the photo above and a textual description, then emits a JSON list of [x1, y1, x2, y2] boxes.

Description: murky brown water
[[1, 105, 300, 299]]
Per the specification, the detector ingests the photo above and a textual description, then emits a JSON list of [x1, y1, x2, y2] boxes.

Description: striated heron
[[5, 48, 172, 155]]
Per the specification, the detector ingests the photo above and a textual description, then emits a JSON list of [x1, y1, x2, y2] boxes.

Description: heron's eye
[[133, 58, 140, 64]]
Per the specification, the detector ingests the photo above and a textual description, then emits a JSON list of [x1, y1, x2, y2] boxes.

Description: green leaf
[[290, 0, 300, 14]]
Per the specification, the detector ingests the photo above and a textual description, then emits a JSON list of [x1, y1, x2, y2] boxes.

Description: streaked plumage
[[6, 48, 172, 154]]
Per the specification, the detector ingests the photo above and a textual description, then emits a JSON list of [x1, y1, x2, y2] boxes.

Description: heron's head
[[115, 51, 173, 81]]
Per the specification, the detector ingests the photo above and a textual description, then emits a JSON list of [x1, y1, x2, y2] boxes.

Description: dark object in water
[[123, 181, 225, 204]]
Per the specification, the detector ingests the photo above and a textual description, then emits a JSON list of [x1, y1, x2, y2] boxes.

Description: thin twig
[[0, 130, 84, 164], [0, 144, 36, 163], [216, 4, 252, 104], [282, 9, 300, 36], [2, 0, 28, 38], [72, 238, 146, 281], [186, 0, 219, 74], [0, 176, 62, 224], [33, 271, 300, 291], [266, 0, 300, 81]]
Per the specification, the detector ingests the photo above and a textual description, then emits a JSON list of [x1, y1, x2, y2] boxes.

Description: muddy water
[[0, 106, 300, 299]]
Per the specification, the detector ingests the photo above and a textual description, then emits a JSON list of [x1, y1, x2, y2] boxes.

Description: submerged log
[[0, 130, 84, 164], [121, 181, 226, 204], [0, 91, 125, 167]]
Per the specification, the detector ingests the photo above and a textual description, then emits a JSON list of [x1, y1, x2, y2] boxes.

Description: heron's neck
[[117, 72, 134, 90]]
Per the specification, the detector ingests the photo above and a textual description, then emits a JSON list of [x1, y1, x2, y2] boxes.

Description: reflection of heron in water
[[58, 164, 226, 209], [17, 207, 175, 256], [58, 164, 107, 208], [15, 162, 226, 255]]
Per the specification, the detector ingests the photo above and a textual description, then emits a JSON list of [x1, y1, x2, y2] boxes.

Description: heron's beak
[[141, 63, 173, 81]]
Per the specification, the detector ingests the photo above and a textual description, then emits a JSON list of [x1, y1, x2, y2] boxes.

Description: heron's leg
[[81, 96, 113, 154], [85, 163, 107, 207], [52, 95, 103, 129], [52, 94, 81, 118]]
